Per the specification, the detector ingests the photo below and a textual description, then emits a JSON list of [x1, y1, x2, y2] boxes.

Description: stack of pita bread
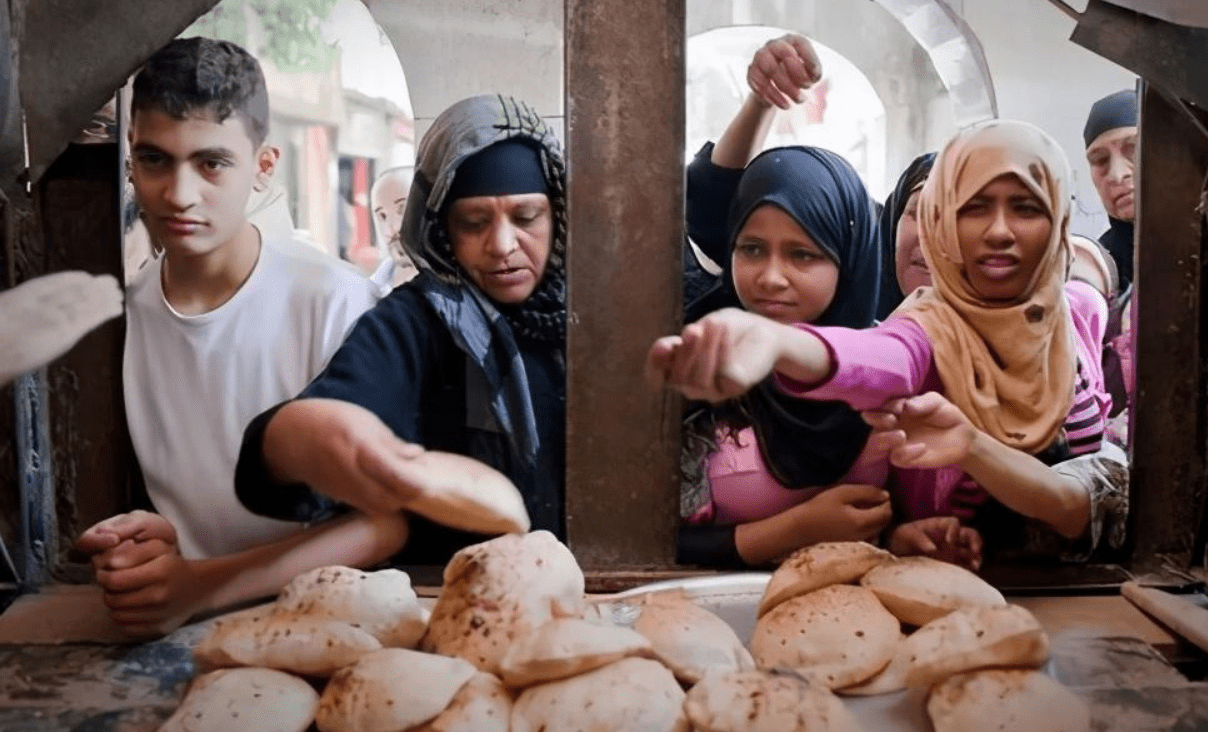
[[164, 536, 1088, 732], [747, 542, 1089, 732]]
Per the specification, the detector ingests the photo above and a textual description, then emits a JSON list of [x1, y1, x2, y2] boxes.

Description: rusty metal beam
[[1070, 0, 1208, 110], [18, 0, 221, 184], [1129, 81, 1208, 571], [564, 0, 684, 571]]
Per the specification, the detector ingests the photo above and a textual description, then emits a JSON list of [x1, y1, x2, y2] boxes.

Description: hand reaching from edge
[[887, 516, 983, 572]]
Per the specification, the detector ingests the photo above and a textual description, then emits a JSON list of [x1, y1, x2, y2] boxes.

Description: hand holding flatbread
[[0, 271, 123, 385]]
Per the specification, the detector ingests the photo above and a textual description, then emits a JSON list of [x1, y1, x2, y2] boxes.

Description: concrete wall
[[368, 0, 1132, 232], [960, 0, 1136, 237]]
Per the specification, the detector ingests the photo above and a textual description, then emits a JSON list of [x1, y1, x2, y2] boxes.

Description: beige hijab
[[897, 120, 1076, 454]]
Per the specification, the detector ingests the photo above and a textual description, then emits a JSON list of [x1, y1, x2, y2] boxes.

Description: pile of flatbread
[[748, 541, 1090, 732], [161, 537, 1090, 732]]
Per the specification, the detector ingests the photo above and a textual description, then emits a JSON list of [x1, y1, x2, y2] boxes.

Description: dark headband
[[446, 139, 549, 202], [1083, 89, 1137, 147]]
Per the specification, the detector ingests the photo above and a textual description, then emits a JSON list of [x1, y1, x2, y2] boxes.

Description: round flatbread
[[684, 669, 857, 732], [750, 584, 900, 689], [905, 604, 1050, 688], [196, 612, 381, 677], [860, 556, 1006, 626], [158, 667, 318, 732], [498, 617, 653, 688], [759, 541, 892, 617], [928, 669, 1090, 732], [836, 632, 910, 696], [315, 648, 478, 732], [510, 657, 688, 732], [629, 593, 755, 685], [275, 566, 428, 648], [396, 450, 531, 535], [421, 531, 586, 674], [412, 672, 513, 732]]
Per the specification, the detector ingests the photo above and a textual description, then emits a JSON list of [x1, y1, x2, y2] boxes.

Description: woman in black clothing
[[234, 94, 568, 564]]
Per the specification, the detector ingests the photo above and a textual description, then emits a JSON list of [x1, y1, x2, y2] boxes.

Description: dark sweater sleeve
[[234, 290, 433, 521], [685, 141, 744, 267], [676, 523, 749, 570]]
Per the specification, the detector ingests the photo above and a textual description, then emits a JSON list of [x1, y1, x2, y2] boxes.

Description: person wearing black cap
[[234, 94, 569, 565], [1084, 87, 1137, 289]]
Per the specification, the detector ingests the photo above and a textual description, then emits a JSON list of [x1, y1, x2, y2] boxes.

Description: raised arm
[[710, 34, 823, 169]]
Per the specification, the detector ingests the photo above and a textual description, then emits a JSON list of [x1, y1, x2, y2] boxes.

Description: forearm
[[197, 511, 410, 614], [771, 323, 832, 385], [959, 433, 1090, 539], [710, 94, 777, 169], [734, 502, 824, 566]]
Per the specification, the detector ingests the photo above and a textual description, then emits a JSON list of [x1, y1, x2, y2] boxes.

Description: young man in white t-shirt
[[75, 37, 405, 636]]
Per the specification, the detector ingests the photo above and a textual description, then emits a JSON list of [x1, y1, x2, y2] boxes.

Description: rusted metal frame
[[1128, 81, 1208, 573], [1070, 0, 1208, 111], [564, 0, 685, 580], [37, 142, 134, 581], [18, 0, 223, 184]]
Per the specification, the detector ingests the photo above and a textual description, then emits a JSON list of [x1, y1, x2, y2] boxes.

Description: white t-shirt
[[123, 231, 378, 560]]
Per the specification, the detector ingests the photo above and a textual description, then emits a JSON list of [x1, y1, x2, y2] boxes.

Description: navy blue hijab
[[687, 145, 882, 490], [875, 152, 935, 320]]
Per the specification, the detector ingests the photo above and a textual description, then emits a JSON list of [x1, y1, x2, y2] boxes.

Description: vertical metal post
[[564, 0, 686, 574], [14, 371, 53, 588], [1130, 81, 1208, 570]]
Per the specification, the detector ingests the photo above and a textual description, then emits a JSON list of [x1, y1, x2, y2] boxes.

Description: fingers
[[864, 429, 905, 459], [97, 554, 176, 599], [889, 442, 928, 467], [79, 511, 176, 546], [75, 527, 120, 554], [861, 409, 898, 430], [901, 391, 950, 417], [644, 336, 682, 390], [94, 538, 175, 572], [830, 483, 890, 506], [748, 35, 819, 109]]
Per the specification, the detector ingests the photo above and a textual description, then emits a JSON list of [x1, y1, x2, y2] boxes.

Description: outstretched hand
[[862, 392, 978, 470], [645, 308, 784, 403], [748, 33, 823, 110], [887, 516, 983, 572]]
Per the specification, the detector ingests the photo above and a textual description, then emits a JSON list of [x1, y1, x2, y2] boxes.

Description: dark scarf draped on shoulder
[[875, 152, 935, 320], [687, 146, 881, 490], [1099, 217, 1134, 290]]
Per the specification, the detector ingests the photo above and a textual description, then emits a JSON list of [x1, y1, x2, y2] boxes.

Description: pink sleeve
[[1065, 280, 1109, 351], [774, 318, 934, 410]]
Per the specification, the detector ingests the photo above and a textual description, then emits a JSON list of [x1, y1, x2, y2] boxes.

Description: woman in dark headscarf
[[234, 94, 568, 564], [875, 153, 936, 320], [678, 145, 891, 569]]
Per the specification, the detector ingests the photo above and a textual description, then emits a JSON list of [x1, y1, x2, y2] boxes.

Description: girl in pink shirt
[[652, 120, 1126, 570]]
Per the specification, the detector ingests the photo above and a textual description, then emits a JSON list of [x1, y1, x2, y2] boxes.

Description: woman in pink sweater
[[650, 120, 1125, 569]]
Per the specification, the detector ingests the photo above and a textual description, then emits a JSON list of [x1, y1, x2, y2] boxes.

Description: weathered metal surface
[[1071, 0, 1208, 110], [564, 0, 684, 569], [36, 143, 136, 575], [18, 0, 221, 184], [1129, 83, 1208, 571], [1104, 0, 1208, 29]]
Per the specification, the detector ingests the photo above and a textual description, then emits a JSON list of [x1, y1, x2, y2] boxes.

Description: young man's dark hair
[[131, 36, 270, 147]]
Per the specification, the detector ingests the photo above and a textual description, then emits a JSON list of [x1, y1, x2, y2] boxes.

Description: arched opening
[[688, 26, 888, 198]]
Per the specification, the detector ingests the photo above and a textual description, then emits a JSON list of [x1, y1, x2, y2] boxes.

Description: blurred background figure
[[369, 165, 419, 293]]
